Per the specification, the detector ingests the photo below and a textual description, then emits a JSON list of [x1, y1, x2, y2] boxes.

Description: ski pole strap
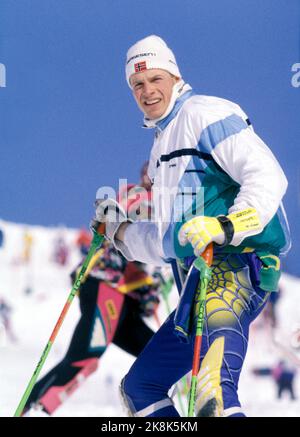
[[14, 230, 104, 417], [174, 265, 201, 342], [193, 258, 212, 338]]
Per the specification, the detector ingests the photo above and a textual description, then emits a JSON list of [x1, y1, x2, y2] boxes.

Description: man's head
[[125, 35, 181, 119]]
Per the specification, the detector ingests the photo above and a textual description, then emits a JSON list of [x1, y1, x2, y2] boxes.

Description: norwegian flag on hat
[[134, 61, 147, 72]]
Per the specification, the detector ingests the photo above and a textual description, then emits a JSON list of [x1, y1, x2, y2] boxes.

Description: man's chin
[[144, 109, 164, 120]]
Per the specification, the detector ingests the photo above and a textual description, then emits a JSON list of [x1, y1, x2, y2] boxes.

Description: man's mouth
[[144, 98, 161, 106]]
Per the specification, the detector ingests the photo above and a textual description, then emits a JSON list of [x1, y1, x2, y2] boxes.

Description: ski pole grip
[[201, 243, 213, 267], [96, 222, 106, 235], [90, 219, 105, 236]]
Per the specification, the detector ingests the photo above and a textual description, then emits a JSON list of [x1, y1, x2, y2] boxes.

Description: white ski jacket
[[121, 85, 290, 266]]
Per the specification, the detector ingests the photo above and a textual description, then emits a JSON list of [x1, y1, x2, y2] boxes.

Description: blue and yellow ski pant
[[122, 254, 271, 417]]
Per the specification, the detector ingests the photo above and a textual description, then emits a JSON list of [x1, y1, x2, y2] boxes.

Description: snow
[[0, 219, 299, 417]]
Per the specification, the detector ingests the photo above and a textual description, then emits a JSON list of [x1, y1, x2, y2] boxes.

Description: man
[[94, 35, 291, 417]]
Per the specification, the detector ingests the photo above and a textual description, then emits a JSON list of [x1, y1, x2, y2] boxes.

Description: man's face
[[130, 69, 179, 119]]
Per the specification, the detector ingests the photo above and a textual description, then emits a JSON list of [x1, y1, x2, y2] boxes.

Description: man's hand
[[92, 198, 130, 242], [178, 208, 262, 257], [178, 216, 225, 256], [91, 197, 135, 261]]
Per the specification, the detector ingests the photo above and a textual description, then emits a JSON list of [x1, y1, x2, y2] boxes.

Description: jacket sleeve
[[122, 221, 168, 266], [182, 98, 288, 247], [212, 125, 288, 245]]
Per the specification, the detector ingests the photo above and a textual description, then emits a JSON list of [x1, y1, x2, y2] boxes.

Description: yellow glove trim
[[227, 208, 261, 233], [117, 276, 154, 294]]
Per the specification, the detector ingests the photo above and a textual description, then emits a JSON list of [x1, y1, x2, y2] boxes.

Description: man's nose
[[143, 82, 155, 96]]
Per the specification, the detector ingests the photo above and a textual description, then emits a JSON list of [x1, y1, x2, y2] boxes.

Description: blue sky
[[0, 0, 299, 275]]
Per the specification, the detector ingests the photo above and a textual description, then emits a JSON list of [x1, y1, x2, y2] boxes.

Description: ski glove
[[91, 198, 134, 260], [178, 208, 262, 257]]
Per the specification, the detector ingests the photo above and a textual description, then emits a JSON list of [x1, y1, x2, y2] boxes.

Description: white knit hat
[[125, 35, 181, 87]]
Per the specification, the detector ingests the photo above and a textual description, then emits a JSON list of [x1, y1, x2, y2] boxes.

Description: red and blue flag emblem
[[134, 61, 147, 72]]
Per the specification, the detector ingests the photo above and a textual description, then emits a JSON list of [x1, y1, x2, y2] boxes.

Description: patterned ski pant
[[122, 254, 271, 417]]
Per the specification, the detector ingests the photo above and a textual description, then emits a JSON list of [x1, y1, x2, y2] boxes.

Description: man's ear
[[172, 75, 181, 84]]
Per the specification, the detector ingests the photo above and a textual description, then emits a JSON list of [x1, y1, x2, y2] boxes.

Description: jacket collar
[[142, 82, 194, 131]]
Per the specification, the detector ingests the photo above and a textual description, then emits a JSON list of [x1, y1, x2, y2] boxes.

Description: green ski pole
[[188, 243, 213, 417], [158, 274, 173, 315], [14, 227, 105, 417]]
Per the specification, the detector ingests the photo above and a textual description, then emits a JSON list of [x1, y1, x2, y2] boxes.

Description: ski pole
[[188, 243, 213, 417], [160, 276, 173, 315], [153, 270, 174, 313], [14, 226, 105, 417]]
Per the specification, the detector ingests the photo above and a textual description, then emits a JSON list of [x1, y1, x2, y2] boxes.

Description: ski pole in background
[[188, 243, 213, 417], [160, 276, 173, 315], [14, 226, 105, 417], [153, 270, 173, 315]]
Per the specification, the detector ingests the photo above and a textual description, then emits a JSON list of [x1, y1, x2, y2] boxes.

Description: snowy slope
[[0, 219, 299, 417]]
